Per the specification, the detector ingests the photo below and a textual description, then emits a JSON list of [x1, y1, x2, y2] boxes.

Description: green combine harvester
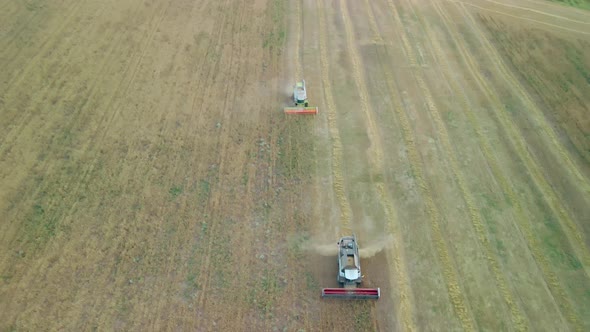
[[283, 80, 318, 114]]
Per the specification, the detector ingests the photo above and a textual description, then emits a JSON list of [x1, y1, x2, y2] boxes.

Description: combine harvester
[[321, 234, 381, 299], [283, 80, 318, 115]]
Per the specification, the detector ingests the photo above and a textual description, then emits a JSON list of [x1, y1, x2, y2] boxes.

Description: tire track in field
[[294, 0, 303, 79], [385, 1, 476, 330], [432, 1, 584, 329], [441, 0, 590, 279], [317, 0, 352, 235], [399, 0, 529, 329], [341, 1, 415, 330]]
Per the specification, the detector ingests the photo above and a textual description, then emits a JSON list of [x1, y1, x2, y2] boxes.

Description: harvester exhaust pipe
[[322, 287, 381, 299]]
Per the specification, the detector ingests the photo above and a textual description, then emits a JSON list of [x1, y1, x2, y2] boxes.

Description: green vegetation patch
[[22, 203, 59, 248], [169, 185, 183, 199]]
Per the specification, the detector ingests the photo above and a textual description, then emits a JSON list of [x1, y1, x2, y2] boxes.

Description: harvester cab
[[284, 80, 318, 114], [321, 234, 380, 299]]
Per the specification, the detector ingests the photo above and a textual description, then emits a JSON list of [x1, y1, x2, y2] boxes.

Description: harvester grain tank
[[283, 80, 318, 114], [321, 234, 380, 299]]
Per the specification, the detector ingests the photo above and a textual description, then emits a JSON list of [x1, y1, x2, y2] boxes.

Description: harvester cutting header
[[284, 80, 318, 114], [321, 234, 380, 299]]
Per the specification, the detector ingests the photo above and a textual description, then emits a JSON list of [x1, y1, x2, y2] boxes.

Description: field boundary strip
[[431, 0, 583, 329]]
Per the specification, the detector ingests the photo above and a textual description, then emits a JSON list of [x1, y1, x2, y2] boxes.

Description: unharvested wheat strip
[[222, 0, 261, 328], [192, 5, 246, 330], [339, 0, 390, 325], [432, 1, 583, 329], [341, 0, 416, 329], [3, 0, 164, 320], [428, 23, 571, 329], [317, 0, 352, 235], [126, 1, 219, 329], [385, 0, 476, 330], [294, 0, 303, 79], [363, 0, 384, 44], [400, 0, 529, 329], [451, 1, 590, 36], [457, 2, 590, 196], [184, 1, 235, 329], [443, 0, 590, 279]]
